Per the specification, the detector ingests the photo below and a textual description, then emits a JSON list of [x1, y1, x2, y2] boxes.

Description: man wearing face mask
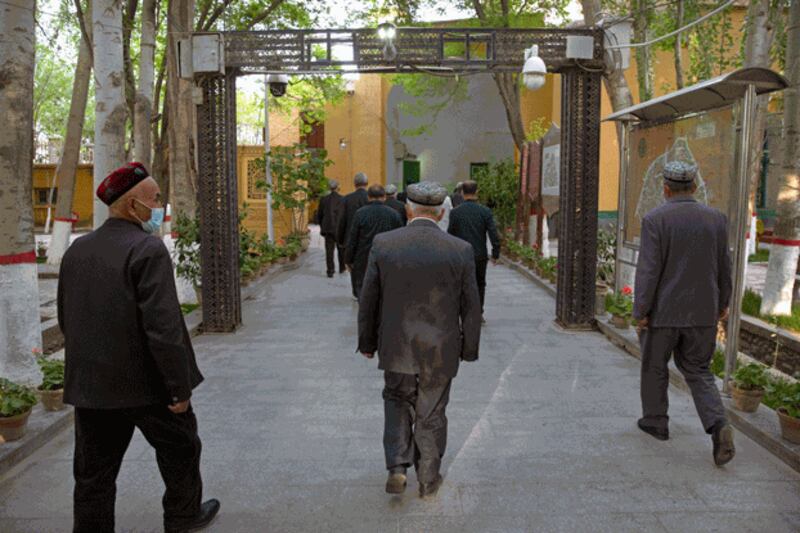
[[58, 162, 220, 533]]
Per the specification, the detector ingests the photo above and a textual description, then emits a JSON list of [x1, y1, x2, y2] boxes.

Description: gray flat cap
[[406, 181, 448, 206], [354, 172, 368, 186], [385, 184, 398, 195], [663, 161, 697, 182], [328, 179, 339, 190]]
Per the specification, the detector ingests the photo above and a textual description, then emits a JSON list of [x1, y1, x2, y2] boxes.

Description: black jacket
[[336, 188, 369, 246], [58, 218, 203, 409], [345, 201, 403, 269], [450, 193, 464, 208], [385, 196, 408, 226], [358, 219, 482, 378], [317, 191, 343, 237], [447, 200, 501, 261]]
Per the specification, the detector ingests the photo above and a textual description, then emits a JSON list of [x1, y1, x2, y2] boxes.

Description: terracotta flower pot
[[730, 385, 764, 413], [0, 410, 32, 443], [610, 314, 629, 329], [595, 285, 608, 316], [38, 388, 65, 412], [777, 409, 800, 444]]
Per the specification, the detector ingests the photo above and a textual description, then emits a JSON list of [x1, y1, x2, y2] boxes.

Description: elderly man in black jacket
[[58, 163, 219, 533], [316, 179, 345, 277], [384, 184, 408, 226], [345, 184, 402, 299], [337, 172, 369, 295], [448, 180, 501, 320], [358, 181, 482, 499]]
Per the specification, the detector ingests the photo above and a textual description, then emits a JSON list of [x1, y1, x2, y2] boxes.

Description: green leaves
[[472, 158, 518, 232], [174, 213, 202, 288], [733, 363, 769, 392], [36, 356, 65, 391], [0, 379, 37, 418]]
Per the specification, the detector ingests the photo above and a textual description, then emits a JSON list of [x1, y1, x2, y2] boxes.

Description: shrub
[[472, 159, 518, 232], [36, 355, 65, 391], [605, 286, 633, 318], [732, 363, 768, 392], [776, 382, 800, 419], [0, 378, 37, 417]]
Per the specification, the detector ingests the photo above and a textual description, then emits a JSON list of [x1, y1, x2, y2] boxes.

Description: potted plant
[[605, 286, 633, 329], [730, 363, 768, 413], [776, 382, 800, 444], [36, 241, 48, 259], [174, 213, 202, 306], [0, 378, 38, 442], [36, 351, 65, 411], [595, 282, 608, 316]]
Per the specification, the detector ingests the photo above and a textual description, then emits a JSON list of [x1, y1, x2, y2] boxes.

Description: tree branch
[[246, 0, 286, 27], [74, 0, 93, 62], [471, 0, 487, 21], [197, 0, 213, 30], [200, 0, 236, 31]]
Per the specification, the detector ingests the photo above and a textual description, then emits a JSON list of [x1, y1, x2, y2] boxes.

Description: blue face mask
[[135, 200, 165, 234]]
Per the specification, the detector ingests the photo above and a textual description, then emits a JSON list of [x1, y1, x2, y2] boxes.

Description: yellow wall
[[32, 165, 94, 227]]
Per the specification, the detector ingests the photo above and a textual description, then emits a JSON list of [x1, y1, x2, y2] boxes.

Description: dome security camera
[[267, 74, 289, 97], [522, 45, 547, 91]]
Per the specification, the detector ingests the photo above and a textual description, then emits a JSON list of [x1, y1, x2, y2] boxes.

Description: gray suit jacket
[[633, 196, 732, 327], [358, 219, 483, 378]]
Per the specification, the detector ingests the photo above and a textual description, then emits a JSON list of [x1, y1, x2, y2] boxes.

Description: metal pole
[[723, 84, 757, 393], [264, 75, 274, 242], [614, 123, 630, 293]]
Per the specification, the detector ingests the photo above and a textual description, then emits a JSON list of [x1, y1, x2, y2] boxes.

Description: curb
[[504, 257, 800, 474]]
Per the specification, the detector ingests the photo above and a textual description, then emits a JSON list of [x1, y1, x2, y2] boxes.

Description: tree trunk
[[93, 0, 127, 227], [633, 0, 653, 102], [122, 0, 139, 157], [0, 0, 42, 383], [761, 0, 800, 316], [48, 0, 94, 266], [674, 0, 685, 90], [492, 72, 526, 152], [167, 0, 198, 218], [134, 0, 156, 167]]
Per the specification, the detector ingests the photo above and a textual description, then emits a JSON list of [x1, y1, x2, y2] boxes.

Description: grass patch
[[741, 288, 800, 333], [180, 303, 199, 315], [748, 249, 770, 263]]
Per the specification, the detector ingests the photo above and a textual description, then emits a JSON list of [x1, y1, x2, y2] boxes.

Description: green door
[[402, 160, 421, 190]]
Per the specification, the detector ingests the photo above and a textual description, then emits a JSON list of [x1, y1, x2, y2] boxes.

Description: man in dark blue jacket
[[447, 180, 501, 321]]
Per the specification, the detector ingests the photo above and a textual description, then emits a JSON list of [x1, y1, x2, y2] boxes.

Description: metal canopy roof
[[604, 67, 787, 123]]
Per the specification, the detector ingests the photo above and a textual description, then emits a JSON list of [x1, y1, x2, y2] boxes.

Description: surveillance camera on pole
[[377, 22, 398, 61], [522, 45, 547, 91], [266, 73, 289, 97]]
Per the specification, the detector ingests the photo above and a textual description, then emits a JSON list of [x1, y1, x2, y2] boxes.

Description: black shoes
[[165, 499, 221, 533], [385, 467, 407, 494], [712, 422, 735, 467], [637, 418, 669, 441], [326, 272, 334, 278], [418, 474, 443, 499]]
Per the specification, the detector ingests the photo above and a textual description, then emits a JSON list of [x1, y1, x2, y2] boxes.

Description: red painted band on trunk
[[767, 238, 800, 247], [164, 215, 172, 221], [171, 231, 178, 239], [54, 217, 75, 223], [0, 251, 37, 265]]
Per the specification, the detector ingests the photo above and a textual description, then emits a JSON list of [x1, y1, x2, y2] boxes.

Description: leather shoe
[[385, 467, 407, 494], [712, 422, 735, 467], [165, 499, 221, 533], [418, 474, 443, 499], [637, 418, 668, 441]]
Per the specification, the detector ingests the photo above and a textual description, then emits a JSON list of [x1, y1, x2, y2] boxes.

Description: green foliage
[[771, 381, 800, 418], [181, 303, 200, 315], [605, 288, 633, 318], [596, 229, 617, 287], [472, 159, 518, 232], [390, 74, 469, 137], [711, 349, 725, 378], [36, 355, 65, 391], [0, 378, 37, 418], [748, 249, 770, 263], [174, 213, 202, 288], [525, 117, 549, 142], [733, 363, 769, 392], [741, 288, 800, 333]]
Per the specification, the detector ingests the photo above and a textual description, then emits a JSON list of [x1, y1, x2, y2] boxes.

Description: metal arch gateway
[[192, 27, 605, 332]]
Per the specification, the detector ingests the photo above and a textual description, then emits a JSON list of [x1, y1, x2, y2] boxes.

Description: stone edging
[[503, 257, 800, 474]]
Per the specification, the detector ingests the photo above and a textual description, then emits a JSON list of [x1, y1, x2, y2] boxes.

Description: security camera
[[267, 74, 289, 97], [522, 45, 547, 91]]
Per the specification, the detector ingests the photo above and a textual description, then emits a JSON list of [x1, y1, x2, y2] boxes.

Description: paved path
[[3, 244, 800, 532]]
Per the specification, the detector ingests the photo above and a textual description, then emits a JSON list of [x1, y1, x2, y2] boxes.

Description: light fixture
[[522, 45, 547, 91], [377, 22, 398, 61], [339, 138, 347, 150]]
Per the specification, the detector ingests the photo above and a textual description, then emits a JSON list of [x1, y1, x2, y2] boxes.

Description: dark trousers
[[639, 327, 727, 434], [324, 236, 345, 275], [73, 405, 203, 533], [475, 258, 488, 311], [382, 371, 452, 484], [351, 264, 366, 299]]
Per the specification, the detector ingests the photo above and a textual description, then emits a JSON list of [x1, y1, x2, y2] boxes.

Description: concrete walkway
[[2, 244, 800, 532]]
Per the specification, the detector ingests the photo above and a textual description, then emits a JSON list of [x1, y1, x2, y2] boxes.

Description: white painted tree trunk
[[134, 0, 156, 167], [761, 0, 800, 316], [48, 1, 93, 265], [542, 216, 551, 259], [93, 0, 127, 228], [0, 0, 42, 384]]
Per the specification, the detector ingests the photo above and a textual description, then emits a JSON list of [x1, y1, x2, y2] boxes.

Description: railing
[[34, 138, 94, 164]]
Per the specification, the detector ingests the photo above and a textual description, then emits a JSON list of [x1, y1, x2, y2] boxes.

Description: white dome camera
[[267, 73, 289, 97], [522, 45, 547, 91]]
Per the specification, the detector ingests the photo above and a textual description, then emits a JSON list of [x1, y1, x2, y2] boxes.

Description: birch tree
[[761, 0, 800, 315], [48, 0, 94, 265], [93, 0, 127, 227], [134, 0, 156, 166], [0, 0, 42, 383]]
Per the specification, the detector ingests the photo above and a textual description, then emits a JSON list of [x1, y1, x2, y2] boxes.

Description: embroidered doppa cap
[[406, 181, 448, 206], [96, 162, 150, 206], [385, 184, 398, 195], [663, 161, 697, 183]]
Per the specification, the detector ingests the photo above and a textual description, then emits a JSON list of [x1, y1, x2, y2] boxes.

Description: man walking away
[[337, 172, 369, 293], [345, 185, 402, 299], [451, 182, 464, 208], [384, 184, 408, 226], [633, 161, 734, 467], [58, 163, 219, 533], [358, 181, 482, 499], [447, 180, 501, 322], [317, 179, 345, 277]]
